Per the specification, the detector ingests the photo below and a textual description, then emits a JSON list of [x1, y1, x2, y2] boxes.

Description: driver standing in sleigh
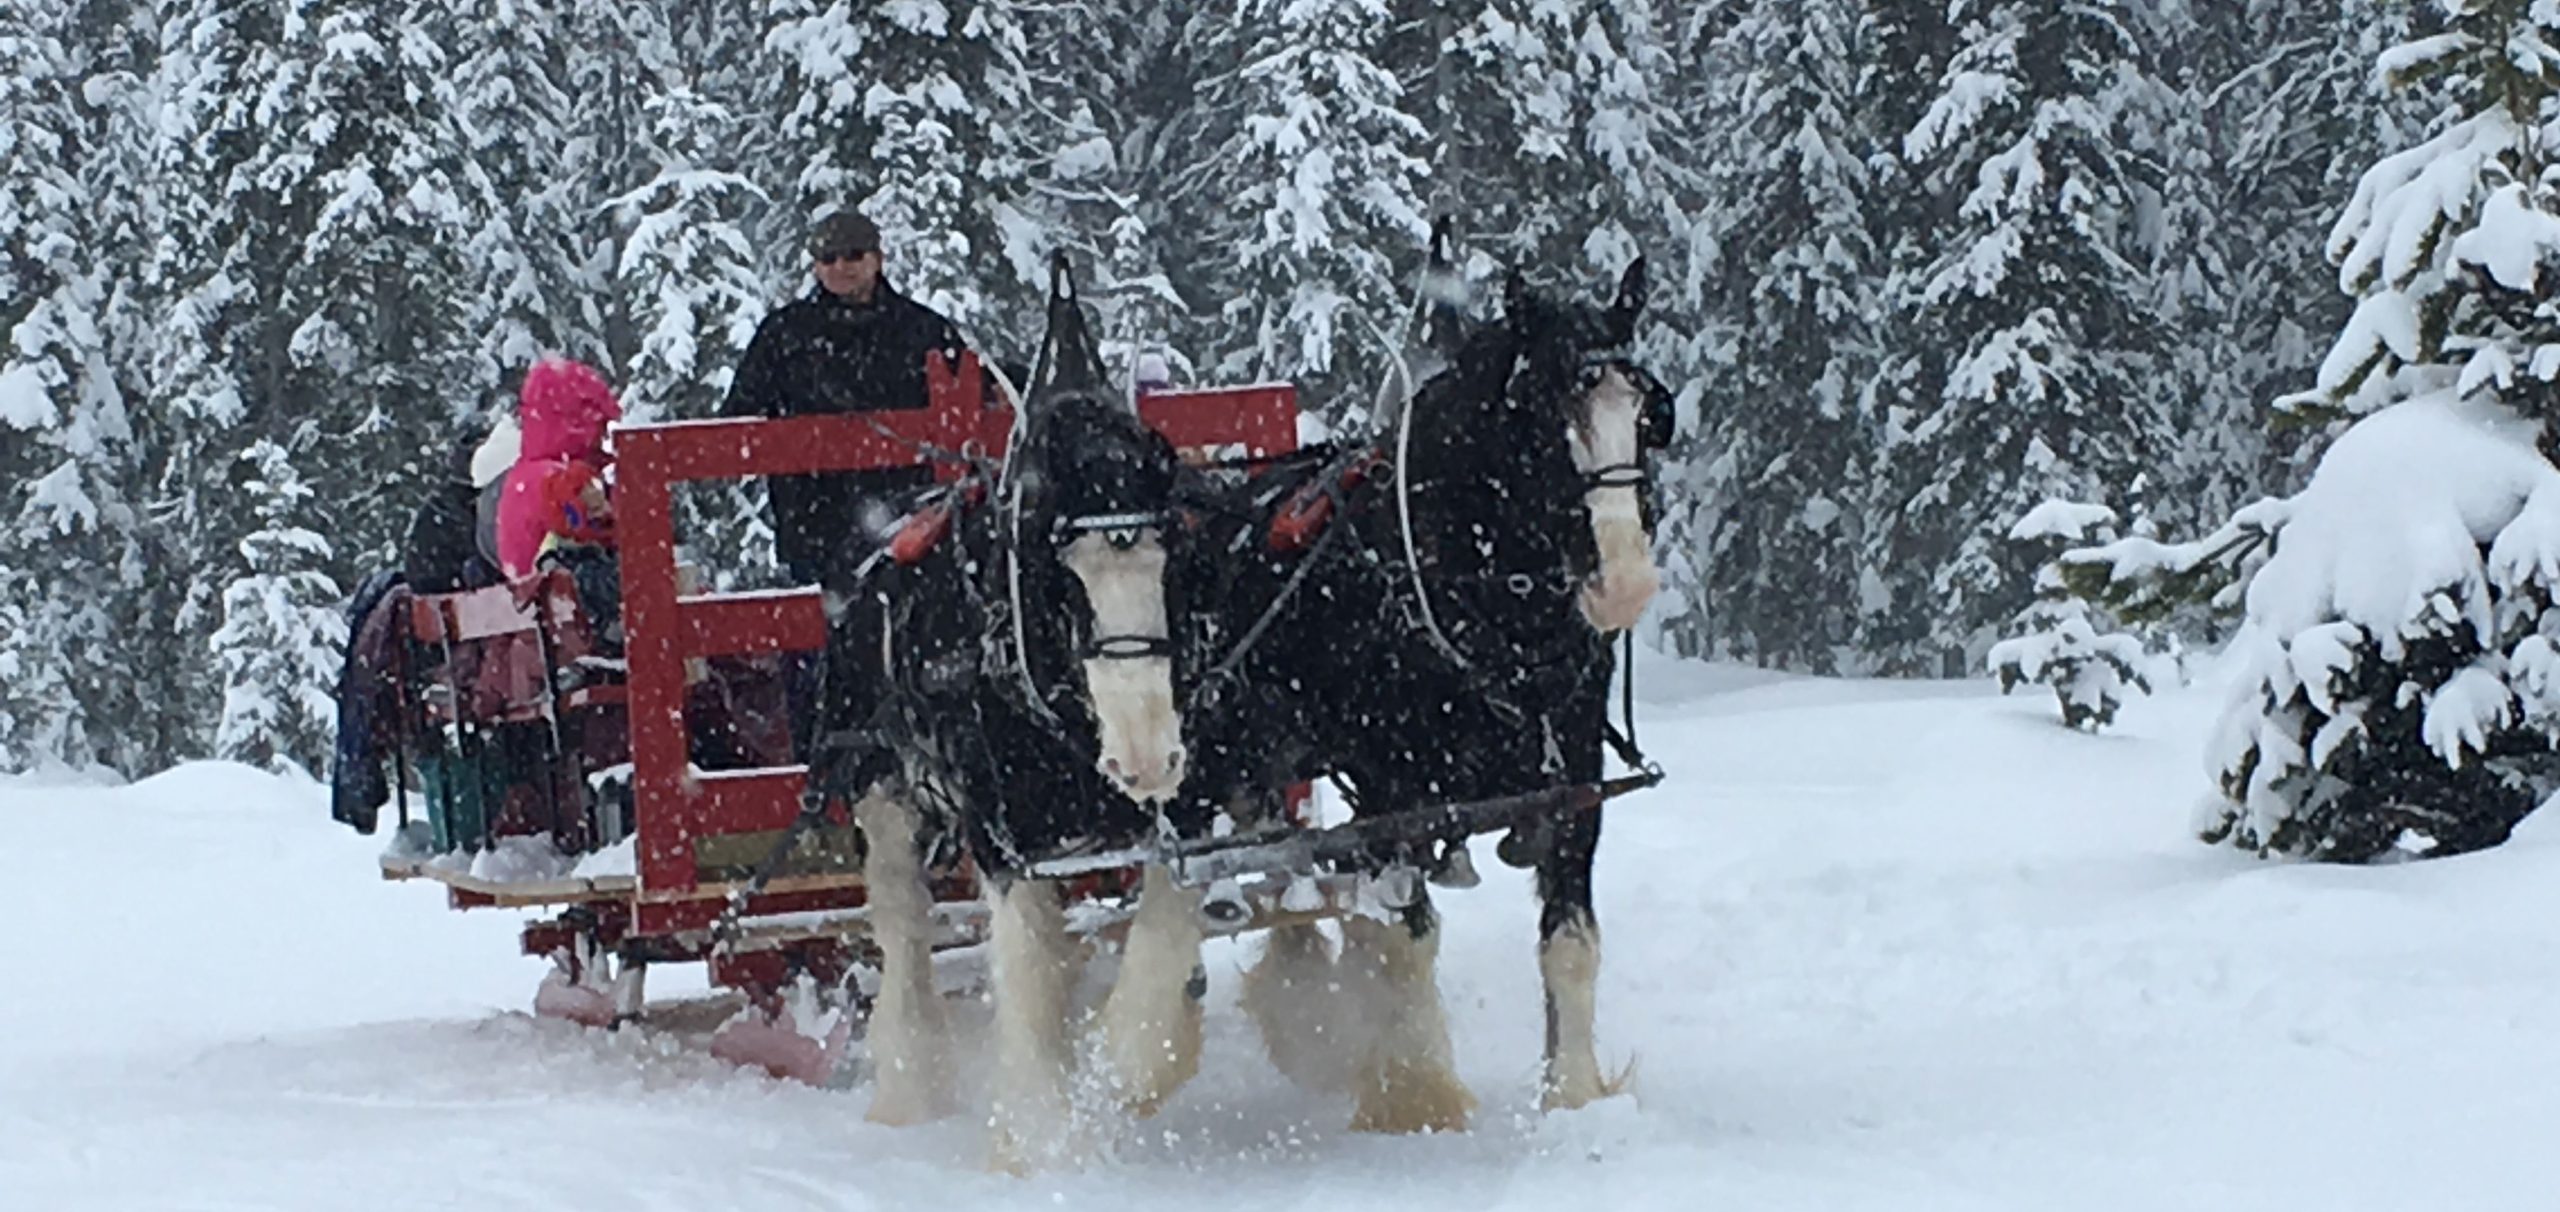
[[722, 209, 979, 587], [720, 209, 987, 773]]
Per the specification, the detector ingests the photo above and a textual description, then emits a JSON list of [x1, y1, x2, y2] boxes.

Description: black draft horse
[[1169, 257, 1673, 1133], [818, 254, 1208, 1170]]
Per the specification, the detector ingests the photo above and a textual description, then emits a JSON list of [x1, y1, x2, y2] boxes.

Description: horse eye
[[1107, 528, 1141, 551]]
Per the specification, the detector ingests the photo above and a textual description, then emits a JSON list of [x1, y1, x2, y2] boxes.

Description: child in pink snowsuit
[[496, 358, 623, 578]]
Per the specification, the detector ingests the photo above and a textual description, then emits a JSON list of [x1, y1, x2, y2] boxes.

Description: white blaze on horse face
[[1569, 367, 1661, 633], [1062, 527, 1186, 802]]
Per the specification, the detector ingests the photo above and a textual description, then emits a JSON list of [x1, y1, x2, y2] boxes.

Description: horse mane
[[1392, 280, 1610, 446], [1393, 311, 1519, 439]]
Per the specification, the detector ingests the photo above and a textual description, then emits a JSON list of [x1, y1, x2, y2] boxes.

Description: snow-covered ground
[[7, 653, 2559, 1210]]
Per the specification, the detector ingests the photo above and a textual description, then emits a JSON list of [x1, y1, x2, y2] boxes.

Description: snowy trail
[[7, 658, 2560, 1210]]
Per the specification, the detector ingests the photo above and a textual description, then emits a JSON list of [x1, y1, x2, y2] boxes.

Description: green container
[[418, 750, 510, 852]]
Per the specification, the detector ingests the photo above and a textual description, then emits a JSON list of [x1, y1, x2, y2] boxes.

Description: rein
[[1179, 449, 1369, 722], [1392, 362, 1481, 676]]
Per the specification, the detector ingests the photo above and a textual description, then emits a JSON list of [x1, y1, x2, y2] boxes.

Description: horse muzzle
[[1579, 514, 1659, 633], [1085, 654, 1187, 803]]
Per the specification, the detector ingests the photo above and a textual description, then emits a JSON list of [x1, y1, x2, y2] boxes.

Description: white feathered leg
[[1092, 863, 1207, 1117], [986, 878, 1083, 1174], [1539, 914, 1622, 1110], [1242, 920, 1358, 1094], [856, 787, 955, 1125], [1342, 905, 1475, 1134]]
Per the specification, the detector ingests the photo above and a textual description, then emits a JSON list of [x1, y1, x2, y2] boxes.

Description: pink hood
[[497, 358, 621, 576], [517, 358, 621, 463]]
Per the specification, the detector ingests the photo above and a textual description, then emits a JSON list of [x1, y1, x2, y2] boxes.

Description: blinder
[[1052, 510, 1170, 543], [1052, 509, 1179, 663], [1576, 351, 1677, 452]]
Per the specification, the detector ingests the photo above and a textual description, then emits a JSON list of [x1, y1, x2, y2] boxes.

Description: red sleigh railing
[[609, 352, 1300, 935]]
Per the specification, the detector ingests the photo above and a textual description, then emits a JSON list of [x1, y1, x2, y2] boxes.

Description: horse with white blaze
[[1150, 253, 1675, 1136], [818, 254, 1212, 1171]]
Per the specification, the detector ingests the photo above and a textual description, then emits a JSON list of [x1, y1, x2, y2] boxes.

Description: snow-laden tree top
[[2249, 392, 2555, 650]]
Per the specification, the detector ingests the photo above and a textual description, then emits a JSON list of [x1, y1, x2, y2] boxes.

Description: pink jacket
[[497, 359, 622, 577]]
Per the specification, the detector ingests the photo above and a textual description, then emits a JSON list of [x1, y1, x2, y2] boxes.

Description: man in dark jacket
[[723, 210, 970, 586], [402, 421, 504, 593], [724, 210, 990, 776]]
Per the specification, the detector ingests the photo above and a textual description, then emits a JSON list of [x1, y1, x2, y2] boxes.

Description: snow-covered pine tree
[[1385, 0, 1584, 273], [559, 1, 684, 374], [999, 2, 1177, 375], [450, 0, 602, 389], [1193, 0, 1431, 420], [1988, 499, 2150, 730], [1568, 1, 1699, 284], [263, 0, 488, 573], [210, 440, 346, 777], [611, 86, 777, 585], [762, 0, 1029, 336], [1866, 0, 2169, 675], [2062, 0, 2560, 861], [63, 1, 185, 775], [2184, 0, 2424, 496], [129, 0, 293, 767], [2132, 15, 2249, 535], [0, 0, 134, 771], [1671, 0, 1879, 672], [613, 87, 769, 425], [1848, 0, 1956, 666]]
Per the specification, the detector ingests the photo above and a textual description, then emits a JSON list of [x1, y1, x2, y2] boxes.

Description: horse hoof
[[1280, 875, 1326, 913], [865, 1078, 959, 1126], [1369, 866, 1421, 910], [1430, 844, 1481, 889], [1541, 1057, 1637, 1112], [1349, 1061, 1476, 1135]]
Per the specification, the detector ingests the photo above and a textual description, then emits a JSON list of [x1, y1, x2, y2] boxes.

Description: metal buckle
[[1085, 634, 1173, 661]]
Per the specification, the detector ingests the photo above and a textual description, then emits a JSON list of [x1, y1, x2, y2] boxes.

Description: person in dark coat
[[329, 568, 413, 834], [721, 210, 993, 773], [402, 422, 504, 593], [721, 210, 976, 587]]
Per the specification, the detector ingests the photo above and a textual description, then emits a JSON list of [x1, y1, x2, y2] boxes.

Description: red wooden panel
[[637, 767, 807, 894], [620, 353, 1005, 902], [686, 767, 807, 834], [633, 414, 968, 483], [619, 444, 692, 895], [679, 589, 828, 660], [612, 352, 1009, 487], [1140, 383, 1300, 461]]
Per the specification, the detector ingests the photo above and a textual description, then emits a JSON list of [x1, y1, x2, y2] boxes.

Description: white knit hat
[[469, 414, 521, 488]]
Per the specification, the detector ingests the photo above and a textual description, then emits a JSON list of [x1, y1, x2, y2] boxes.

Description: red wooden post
[[615, 353, 1001, 904]]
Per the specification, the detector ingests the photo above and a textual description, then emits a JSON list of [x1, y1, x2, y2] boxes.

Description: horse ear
[[1048, 251, 1076, 305], [1613, 257, 1648, 320], [1502, 268, 1528, 325], [1429, 215, 1456, 270]]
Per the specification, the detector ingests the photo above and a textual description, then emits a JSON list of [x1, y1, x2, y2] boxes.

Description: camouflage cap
[[808, 211, 882, 258]]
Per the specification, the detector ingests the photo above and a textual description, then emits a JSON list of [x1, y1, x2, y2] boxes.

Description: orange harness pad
[[1268, 449, 1382, 552], [888, 504, 951, 564], [888, 482, 987, 565]]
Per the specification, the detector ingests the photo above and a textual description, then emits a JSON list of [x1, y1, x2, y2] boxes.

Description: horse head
[[1493, 258, 1672, 634], [1006, 254, 1188, 803]]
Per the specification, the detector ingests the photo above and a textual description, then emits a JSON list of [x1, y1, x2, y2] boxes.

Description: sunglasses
[[815, 249, 876, 265]]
